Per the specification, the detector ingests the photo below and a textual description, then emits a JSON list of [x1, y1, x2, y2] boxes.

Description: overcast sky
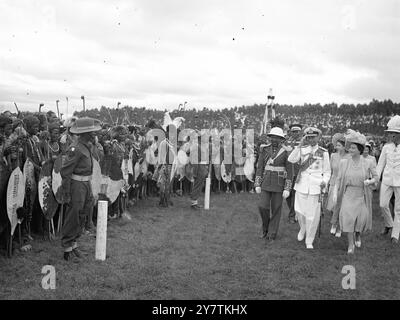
[[0, 0, 399, 115]]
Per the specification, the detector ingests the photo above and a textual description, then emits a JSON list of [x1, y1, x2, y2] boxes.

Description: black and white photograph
[[0, 0, 400, 303]]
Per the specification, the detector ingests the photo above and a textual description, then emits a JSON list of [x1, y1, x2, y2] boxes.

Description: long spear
[[81, 96, 85, 111], [56, 100, 60, 118], [116, 102, 121, 125]]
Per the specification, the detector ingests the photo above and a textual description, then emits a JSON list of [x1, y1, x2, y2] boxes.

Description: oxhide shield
[[244, 154, 255, 182], [52, 155, 63, 204], [91, 158, 102, 203], [100, 154, 124, 204], [134, 161, 140, 182], [0, 161, 11, 235], [7, 166, 25, 235], [38, 160, 58, 220], [23, 158, 37, 221], [221, 161, 232, 183]]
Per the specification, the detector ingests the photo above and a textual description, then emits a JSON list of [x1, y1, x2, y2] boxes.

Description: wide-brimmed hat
[[345, 129, 366, 146], [267, 127, 285, 139], [70, 117, 102, 134], [332, 133, 345, 146], [385, 115, 400, 133], [303, 127, 321, 137]]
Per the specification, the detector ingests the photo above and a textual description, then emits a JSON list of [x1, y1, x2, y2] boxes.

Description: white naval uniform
[[376, 142, 400, 239], [288, 144, 331, 246]]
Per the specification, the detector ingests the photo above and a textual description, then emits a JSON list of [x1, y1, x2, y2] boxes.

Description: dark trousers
[[61, 180, 94, 251], [258, 190, 283, 237], [286, 189, 296, 220]]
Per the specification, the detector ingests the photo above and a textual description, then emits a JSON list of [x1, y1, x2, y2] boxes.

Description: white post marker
[[204, 176, 211, 210], [95, 200, 108, 261]]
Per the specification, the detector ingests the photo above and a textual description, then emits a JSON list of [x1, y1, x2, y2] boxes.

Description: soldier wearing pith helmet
[[254, 126, 294, 242], [60, 117, 101, 262]]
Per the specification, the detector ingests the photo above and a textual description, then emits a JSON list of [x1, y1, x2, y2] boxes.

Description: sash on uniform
[[296, 152, 319, 184]]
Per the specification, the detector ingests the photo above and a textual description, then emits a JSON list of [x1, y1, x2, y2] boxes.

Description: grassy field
[[1, 191, 400, 300]]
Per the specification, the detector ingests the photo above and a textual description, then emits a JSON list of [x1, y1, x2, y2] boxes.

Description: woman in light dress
[[326, 133, 350, 237], [363, 142, 377, 166], [332, 130, 378, 254]]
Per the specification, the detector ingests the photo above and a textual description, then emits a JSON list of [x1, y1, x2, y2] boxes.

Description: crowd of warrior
[[0, 107, 398, 259]]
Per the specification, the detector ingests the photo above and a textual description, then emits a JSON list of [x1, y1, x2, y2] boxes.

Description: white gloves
[[364, 179, 374, 186], [255, 187, 262, 194], [282, 190, 290, 199]]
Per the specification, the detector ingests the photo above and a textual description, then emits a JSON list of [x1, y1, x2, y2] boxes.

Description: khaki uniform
[[255, 144, 293, 238], [60, 140, 94, 252]]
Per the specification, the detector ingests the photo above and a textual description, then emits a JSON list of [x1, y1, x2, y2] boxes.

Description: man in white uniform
[[376, 115, 400, 244], [288, 127, 331, 249]]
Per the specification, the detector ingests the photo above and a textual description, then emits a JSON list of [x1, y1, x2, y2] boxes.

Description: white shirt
[[288, 144, 331, 195], [376, 142, 400, 187]]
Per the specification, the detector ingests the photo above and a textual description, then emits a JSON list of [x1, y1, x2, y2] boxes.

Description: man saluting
[[254, 126, 293, 242], [288, 127, 331, 249]]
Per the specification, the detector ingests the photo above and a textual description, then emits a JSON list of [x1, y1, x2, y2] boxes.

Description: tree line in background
[[8, 99, 399, 136]]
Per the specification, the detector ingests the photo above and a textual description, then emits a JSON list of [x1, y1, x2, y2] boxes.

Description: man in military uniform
[[60, 117, 101, 261], [254, 127, 293, 241], [376, 115, 400, 243], [288, 127, 331, 249], [285, 124, 303, 224]]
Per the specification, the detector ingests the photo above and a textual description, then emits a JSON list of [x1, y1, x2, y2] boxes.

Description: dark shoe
[[391, 237, 398, 245], [72, 248, 84, 258], [64, 251, 80, 262], [381, 227, 392, 235], [259, 232, 267, 239], [191, 204, 202, 210], [266, 234, 276, 242]]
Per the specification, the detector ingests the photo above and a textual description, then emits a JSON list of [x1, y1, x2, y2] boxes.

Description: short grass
[[1, 191, 399, 299]]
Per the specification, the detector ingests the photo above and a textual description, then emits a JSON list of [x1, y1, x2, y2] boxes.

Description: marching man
[[376, 115, 400, 244], [288, 127, 331, 249], [254, 126, 293, 241]]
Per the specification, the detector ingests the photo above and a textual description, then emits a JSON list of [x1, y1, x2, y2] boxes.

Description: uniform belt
[[265, 165, 286, 172], [71, 174, 92, 182]]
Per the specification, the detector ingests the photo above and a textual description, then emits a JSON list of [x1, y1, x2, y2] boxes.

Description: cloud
[[0, 0, 399, 114]]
